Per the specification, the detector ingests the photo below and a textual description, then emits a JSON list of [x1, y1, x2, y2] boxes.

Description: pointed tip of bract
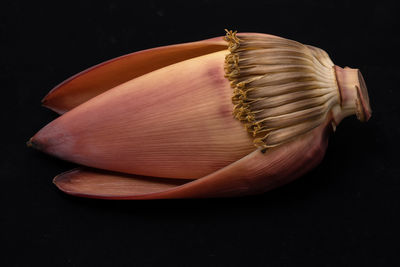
[[27, 137, 42, 150], [26, 138, 33, 148], [41, 90, 71, 115], [40, 96, 52, 111], [27, 119, 72, 161], [41, 102, 67, 115], [53, 169, 84, 197], [40, 94, 49, 106], [53, 169, 73, 191]]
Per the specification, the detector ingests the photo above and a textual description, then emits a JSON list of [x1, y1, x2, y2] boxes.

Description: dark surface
[[2, 0, 400, 266]]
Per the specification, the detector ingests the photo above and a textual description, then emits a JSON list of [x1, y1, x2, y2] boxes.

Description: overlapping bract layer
[[224, 30, 340, 149]]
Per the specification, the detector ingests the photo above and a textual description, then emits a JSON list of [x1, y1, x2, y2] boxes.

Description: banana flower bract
[[29, 30, 371, 199]]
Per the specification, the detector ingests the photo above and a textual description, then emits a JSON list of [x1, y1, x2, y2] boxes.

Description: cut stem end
[[334, 66, 372, 123]]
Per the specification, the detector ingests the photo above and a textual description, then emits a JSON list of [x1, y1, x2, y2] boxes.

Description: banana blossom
[[28, 30, 371, 199]]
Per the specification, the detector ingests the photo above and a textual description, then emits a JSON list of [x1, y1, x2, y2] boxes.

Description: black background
[[2, 0, 400, 266]]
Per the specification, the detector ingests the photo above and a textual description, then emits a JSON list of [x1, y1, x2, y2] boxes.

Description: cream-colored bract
[[224, 30, 340, 149]]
